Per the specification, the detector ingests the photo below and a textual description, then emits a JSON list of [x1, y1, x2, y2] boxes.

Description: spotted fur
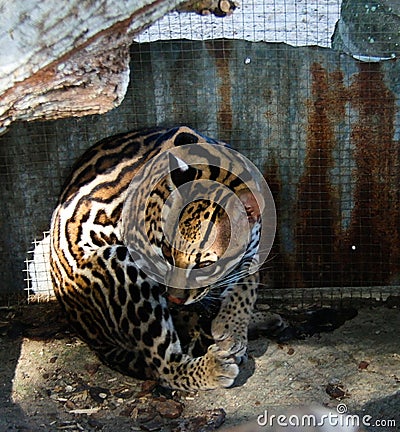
[[50, 126, 266, 390]]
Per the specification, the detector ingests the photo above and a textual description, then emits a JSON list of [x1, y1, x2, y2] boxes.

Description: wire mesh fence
[[0, 0, 399, 306]]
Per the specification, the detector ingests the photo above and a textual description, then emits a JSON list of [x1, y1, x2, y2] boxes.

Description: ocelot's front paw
[[211, 318, 248, 360], [202, 344, 239, 389]]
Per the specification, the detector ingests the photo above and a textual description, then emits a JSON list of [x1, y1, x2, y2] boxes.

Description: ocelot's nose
[[166, 287, 188, 305]]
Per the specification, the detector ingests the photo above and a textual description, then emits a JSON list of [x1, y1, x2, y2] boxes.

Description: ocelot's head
[[145, 148, 263, 306]]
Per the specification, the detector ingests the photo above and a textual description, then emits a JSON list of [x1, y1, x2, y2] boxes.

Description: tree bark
[[0, 0, 237, 132]]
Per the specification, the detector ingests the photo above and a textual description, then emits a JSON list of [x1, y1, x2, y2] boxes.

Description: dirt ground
[[0, 301, 399, 432]]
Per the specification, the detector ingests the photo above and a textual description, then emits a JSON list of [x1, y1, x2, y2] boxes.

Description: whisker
[[257, 264, 274, 273], [211, 281, 272, 291], [254, 251, 278, 262]]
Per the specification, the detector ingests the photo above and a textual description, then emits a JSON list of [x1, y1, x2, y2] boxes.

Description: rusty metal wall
[[0, 40, 399, 298]]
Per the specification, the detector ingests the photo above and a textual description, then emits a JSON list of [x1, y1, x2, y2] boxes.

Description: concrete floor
[[0, 303, 399, 431]]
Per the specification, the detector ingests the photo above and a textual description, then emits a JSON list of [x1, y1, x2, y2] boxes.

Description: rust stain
[[286, 62, 399, 288], [262, 157, 303, 289], [295, 63, 347, 287], [206, 40, 233, 142], [339, 62, 400, 286]]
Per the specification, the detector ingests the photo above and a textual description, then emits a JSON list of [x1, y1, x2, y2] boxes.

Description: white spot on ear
[[175, 156, 189, 172]]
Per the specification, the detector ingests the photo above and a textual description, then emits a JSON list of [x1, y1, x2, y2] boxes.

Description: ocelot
[[50, 126, 276, 390]]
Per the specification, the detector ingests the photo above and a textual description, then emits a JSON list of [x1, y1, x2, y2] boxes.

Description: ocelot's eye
[[196, 260, 214, 269]]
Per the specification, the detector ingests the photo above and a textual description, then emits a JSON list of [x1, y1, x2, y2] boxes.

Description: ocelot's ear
[[237, 188, 261, 224], [168, 153, 200, 189]]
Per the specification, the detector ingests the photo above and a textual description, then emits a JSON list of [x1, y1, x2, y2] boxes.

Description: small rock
[[171, 408, 226, 431], [113, 388, 134, 399], [326, 383, 346, 400], [358, 360, 369, 370], [64, 400, 76, 410], [89, 386, 110, 404], [119, 401, 138, 417], [85, 362, 100, 376], [152, 398, 184, 419], [137, 380, 158, 397], [135, 405, 157, 423]]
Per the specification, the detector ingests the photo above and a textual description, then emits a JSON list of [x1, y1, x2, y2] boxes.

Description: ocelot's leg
[[63, 245, 239, 391], [169, 304, 215, 357], [132, 289, 239, 390], [122, 286, 239, 390], [211, 274, 258, 358]]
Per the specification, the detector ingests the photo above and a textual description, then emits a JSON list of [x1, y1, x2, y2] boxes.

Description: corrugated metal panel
[[0, 40, 399, 297]]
